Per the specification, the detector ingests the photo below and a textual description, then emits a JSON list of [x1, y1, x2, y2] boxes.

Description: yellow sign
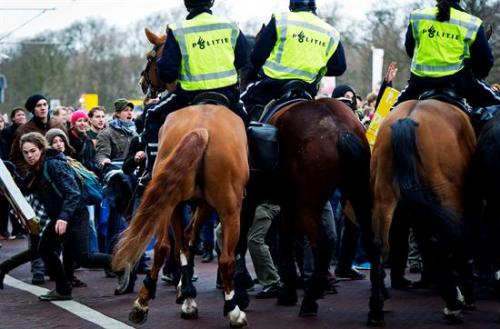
[[366, 87, 400, 150], [81, 93, 99, 110]]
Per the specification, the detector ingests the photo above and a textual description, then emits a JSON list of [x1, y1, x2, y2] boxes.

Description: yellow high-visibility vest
[[171, 13, 239, 91], [410, 7, 481, 78], [262, 11, 340, 83]]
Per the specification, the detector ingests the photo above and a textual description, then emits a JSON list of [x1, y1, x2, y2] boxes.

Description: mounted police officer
[[142, 0, 249, 178], [396, 0, 500, 108], [241, 0, 346, 118]]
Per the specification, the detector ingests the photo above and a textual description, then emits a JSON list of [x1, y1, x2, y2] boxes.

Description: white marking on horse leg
[[227, 305, 247, 327], [225, 290, 235, 301], [495, 270, 500, 281], [456, 286, 464, 303], [180, 252, 188, 266], [181, 298, 198, 315]]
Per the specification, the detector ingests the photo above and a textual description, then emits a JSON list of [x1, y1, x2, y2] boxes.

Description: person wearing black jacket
[[1, 108, 27, 156], [14, 132, 129, 300], [396, 0, 500, 108], [141, 0, 249, 178], [241, 0, 346, 118]]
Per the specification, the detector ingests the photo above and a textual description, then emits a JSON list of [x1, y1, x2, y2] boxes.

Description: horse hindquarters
[[391, 118, 465, 316]]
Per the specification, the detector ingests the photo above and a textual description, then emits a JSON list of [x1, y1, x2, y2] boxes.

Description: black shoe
[[335, 267, 366, 280], [391, 277, 413, 290], [256, 283, 280, 299], [201, 250, 214, 263], [32, 273, 45, 285], [39, 289, 72, 301], [14, 233, 25, 240], [71, 277, 88, 288]]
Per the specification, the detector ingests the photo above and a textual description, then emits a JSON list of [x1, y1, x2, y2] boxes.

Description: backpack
[[43, 157, 104, 206]]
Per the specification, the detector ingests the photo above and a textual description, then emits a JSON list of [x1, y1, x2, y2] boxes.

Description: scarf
[[109, 118, 136, 135]]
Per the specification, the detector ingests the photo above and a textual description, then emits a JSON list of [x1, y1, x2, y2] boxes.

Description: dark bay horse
[[469, 110, 500, 322], [371, 99, 477, 323], [112, 28, 250, 327], [238, 96, 383, 321]]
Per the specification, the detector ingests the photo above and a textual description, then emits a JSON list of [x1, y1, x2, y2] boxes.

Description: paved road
[[0, 238, 498, 329]]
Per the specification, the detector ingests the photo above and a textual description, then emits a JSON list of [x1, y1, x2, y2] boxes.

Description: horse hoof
[[181, 309, 198, 320], [129, 308, 148, 324], [367, 311, 384, 327], [229, 310, 248, 328], [443, 308, 464, 324], [299, 299, 318, 317]]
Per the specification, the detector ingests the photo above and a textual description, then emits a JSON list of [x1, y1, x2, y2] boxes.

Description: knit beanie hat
[[45, 128, 70, 146], [25, 94, 48, 113], [70, 110, 89, 126], [114, 98, 134, 113], [331, 84, 356, 99], [289, 0, 316, 11]]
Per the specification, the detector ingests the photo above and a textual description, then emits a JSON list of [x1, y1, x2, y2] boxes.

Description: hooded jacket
[[34, 148, 84, 223]]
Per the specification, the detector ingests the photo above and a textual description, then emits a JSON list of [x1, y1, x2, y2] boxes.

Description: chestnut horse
[[371, 99, 477, 324], [112, 28, 249, 327], [236, 96, 384, 321]]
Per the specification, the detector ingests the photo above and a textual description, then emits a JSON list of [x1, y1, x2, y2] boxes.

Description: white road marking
[[4, 275, 134, 329]]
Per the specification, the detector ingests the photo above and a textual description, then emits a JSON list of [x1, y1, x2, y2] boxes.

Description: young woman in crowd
[[68, 110, 98, 173]]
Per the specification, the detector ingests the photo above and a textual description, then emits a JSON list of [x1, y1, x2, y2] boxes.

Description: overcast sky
[[0, 0, 385, 42]]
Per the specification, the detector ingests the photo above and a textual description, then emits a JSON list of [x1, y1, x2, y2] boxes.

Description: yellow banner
[[81, 93, 99, 110], [366, 87, 400, 150]]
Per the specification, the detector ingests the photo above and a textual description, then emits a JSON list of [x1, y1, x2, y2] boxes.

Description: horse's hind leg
[[299, 204, 335, 317], [370, 195, 398, 326], [220, 210, 247, 328], [172, 204, 199, 319], [129, 217, 171, 324]]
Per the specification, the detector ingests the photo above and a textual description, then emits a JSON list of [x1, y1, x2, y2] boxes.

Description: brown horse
[[112, 28, 249, 327], [371, 99, 477, 323], [235, 94, 383, 321]]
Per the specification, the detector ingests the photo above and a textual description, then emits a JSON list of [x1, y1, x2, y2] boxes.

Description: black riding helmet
[[289, 0, 316, 12], [184, 0, 214, 12]]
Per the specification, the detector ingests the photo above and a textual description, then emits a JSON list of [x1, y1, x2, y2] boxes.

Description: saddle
[[259, 80, 313, 123], [418, 88, 471, 115], [191, 92, 230, 108], [247, 80, 313, 173]]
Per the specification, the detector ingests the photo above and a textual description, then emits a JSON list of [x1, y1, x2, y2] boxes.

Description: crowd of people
[[0, 0, 499, 324]]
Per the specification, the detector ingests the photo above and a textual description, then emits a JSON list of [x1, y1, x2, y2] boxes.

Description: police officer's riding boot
[[139, 144, 157, 187]]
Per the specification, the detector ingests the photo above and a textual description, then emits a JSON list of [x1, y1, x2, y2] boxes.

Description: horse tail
[[338, 131, 371, 200], [391, 118, 460, 240], [112, 128, 209, 271], [337, 131, 375, 256]]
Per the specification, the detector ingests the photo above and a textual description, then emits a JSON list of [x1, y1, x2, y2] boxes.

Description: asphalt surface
[[0, 238, 498, 329]]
